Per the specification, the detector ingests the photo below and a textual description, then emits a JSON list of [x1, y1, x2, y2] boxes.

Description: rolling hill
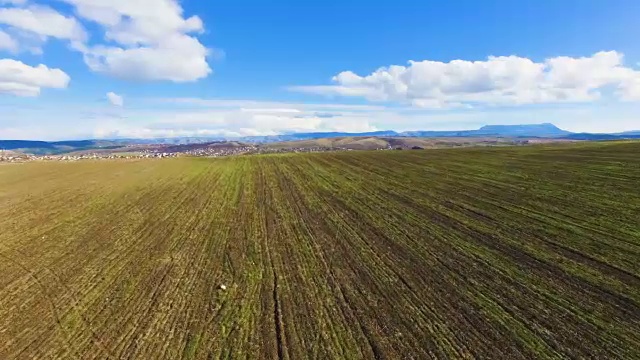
[[3, 123, 640, 154], [0, 140, 125, 155], [262, 136, 526, 150]]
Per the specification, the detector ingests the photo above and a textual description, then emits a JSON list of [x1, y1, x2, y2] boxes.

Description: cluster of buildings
[[0, 152, 180, 163], [174, 145, 346, 156], [255, 146, 353, 154], [179, 146, 257, 157], [77, 152, 180, 160], [1, 145, 363, 163], [0, 155, 29, 163]]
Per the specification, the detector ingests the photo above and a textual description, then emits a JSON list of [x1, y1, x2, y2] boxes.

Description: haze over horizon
[[1, 0, 639, 141]]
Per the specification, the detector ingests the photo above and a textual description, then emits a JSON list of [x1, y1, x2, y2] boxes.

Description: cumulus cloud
[[0, 0, 212, 82], [0, 58, 69, 96], [0, 5, 87, 42], [92, 111, 378, 139], [106, 91, 123, 106], [79, 34, 209, 82], [82, 99, 380, 139], [618, 72, 640, 101], [3, 96, 640, 141], [290, 51, 640, 107], [63, 0, 211, 82]]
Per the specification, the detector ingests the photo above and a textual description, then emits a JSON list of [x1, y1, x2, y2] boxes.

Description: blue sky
[[0, 0, 639, 140]]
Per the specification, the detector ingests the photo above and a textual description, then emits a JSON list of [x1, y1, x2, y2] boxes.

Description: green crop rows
[[0, 141, 638, 359]]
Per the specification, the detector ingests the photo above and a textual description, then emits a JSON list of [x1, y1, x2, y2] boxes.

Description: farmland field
[[0, 141, 639, 359]]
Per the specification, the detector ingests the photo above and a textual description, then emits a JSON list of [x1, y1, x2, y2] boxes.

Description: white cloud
[[619, 76, 640, 101], [120, 101, 379, 138], [2, 96, 640, 141], [106, 91, 123, 106], [0, 29, 17, 52], [5, 98, 381, 139], [91, 110, 378, 139], [0, 28, 47, 54], [0, 58, 69, 96], [291, 51, 640, 108], [62, 0, 211, 82], [79, 34, 209, 82], [156, 97, 387, 111], [0, 0, 212, 81], [0, 5, 87, 42]]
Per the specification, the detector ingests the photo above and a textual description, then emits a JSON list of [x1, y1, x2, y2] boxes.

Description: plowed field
[[1, 141, 639, 359]]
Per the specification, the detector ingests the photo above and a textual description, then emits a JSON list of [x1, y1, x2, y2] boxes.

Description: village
[[0, 145, 360, 163], [0, 150, 179, 163]]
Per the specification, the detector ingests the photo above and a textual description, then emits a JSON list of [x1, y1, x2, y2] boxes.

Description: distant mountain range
[[232, 123, 640, 143], [2, 123, 639, 155], [396, 123, 572, 138], [0, 140, 124, 155]]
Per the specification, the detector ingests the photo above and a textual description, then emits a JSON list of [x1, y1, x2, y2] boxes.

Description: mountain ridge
[[2, 123, 639, 154]]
